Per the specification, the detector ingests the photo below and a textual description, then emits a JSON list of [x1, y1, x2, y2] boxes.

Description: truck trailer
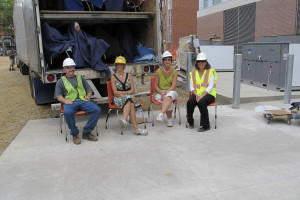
[[13, 0, 163, 104]]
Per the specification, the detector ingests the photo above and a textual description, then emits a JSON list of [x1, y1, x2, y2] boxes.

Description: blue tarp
[[64, 0, 104, 11], [64, 0, 84, 11], [133, 45, 158, 64], [118, 24, 137, 63], [42, 23, 75, 64], [105, 0, 127, 11], [87, 0, 104, 9], [67, 23, 110, 74], [42, 22, 110, 75]]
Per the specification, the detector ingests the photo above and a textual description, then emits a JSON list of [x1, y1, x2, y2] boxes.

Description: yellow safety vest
[[61, 75, 87, 101], [190, 69, 217, 98]]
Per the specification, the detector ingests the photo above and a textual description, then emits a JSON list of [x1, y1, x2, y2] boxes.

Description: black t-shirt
[[9, 50, 16, 59]]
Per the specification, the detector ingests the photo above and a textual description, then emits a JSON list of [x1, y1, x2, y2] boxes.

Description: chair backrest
[[150, 77, 155, 101], [106, 81, 114, 107]]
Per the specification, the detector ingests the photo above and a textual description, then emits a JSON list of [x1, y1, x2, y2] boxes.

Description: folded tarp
[[68, 23, 110, 75], [42, 23, 76, 67], [134, 45, 158, 64], [117, 24, 137, 63], [64, 0, 104, 11], [42, 22, 110, 75], [64, 0, 84, 11], [87, 0, 104, 9], [105, 0, 127, 11]]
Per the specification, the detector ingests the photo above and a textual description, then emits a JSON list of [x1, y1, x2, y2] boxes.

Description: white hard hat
[[62, 58, 76, 67], [196, 53, 207, 61], [162, 51, 172, 59]]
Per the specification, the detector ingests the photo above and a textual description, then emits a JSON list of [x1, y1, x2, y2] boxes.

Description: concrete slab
[[216, 72, 300, 104], [1, 100, 300, 200]]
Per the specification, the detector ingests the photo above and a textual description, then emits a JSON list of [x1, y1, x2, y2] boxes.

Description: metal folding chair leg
[[185, 103, 216, 129], [172, 103, 181, 125], [60, 113, 98, 142], [105, 109, 113, 129], [215, 104, 217, 129], [177, 103, 181, 125], [150, 103, 155, 127]]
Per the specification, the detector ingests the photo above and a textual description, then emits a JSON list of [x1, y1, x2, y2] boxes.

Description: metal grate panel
[[224, 3, 256, 54]]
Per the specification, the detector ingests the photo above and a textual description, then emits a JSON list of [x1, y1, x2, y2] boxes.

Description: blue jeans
[[63, 101, 101, 135]]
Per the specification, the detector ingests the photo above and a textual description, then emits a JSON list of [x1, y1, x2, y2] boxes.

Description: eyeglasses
[[164, 58, 172, 61], [65, 66, 75, 69]]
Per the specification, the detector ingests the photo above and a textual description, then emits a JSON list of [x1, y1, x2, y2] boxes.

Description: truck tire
[[20, 63, 29, 75], [16, 57, 21, 68]]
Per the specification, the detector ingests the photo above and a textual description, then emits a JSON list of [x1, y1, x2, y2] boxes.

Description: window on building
[[213, 0, 222, 4]]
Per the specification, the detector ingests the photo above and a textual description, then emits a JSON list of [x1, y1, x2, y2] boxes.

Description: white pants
[[154, 90, 178, 111]]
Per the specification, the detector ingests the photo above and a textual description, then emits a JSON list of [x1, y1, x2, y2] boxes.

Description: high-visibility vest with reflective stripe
[[190, 69, 217, 98], [61, 75, 87, 101]]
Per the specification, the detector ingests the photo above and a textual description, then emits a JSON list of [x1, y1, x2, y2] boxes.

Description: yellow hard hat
[[114, 56, 126, 64]]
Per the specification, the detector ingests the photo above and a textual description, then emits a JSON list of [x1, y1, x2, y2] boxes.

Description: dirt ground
[[0, 57, 61, 155], [0, 57, 190, 155]]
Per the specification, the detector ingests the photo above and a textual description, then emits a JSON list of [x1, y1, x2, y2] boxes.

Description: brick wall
[[255, 0, 297, 41], [197, 12, 224, 41], [196, 0, 298, 43], [162, 0, 198, 50]]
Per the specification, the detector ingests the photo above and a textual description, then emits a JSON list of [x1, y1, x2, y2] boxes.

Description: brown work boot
[[82, 133, 98, 141], [73, 134, 81, 145]]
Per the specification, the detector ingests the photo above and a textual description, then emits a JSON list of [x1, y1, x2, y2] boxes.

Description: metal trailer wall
[[14, 0, 40, 72]]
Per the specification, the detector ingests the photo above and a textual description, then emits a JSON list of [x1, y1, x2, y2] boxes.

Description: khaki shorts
[[154, 90, 178, 111], [10, 58, 15, 65]]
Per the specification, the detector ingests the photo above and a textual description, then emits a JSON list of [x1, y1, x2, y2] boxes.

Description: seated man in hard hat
[[111, 56, 148, 135], [154, 51, 178, 127], [186, 52, 217, 132], [54, 58, 101, 144]]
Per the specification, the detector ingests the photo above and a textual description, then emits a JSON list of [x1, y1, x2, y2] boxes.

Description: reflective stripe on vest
[[61, 75, 87, 101], [190, 69, 217, 98]]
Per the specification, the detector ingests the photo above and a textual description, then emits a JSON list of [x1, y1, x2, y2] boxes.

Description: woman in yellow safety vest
[[187, 52, 217, 132]]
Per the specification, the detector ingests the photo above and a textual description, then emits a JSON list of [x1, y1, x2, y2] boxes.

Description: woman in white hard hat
[[186, 52, 217, 132], [154, 51, 178, 127], [111, 56, 148, 135]]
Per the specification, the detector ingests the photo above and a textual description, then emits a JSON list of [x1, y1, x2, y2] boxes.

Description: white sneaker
[[156, 113, 164, 122], [119, 119, 128, 129], [167, 118, 173, 127], [134, 128, 148, 136]]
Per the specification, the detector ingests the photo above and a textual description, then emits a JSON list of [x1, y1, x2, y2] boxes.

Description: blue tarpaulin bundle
[[42, 22, 110, 75], [64, 0, 104, 11], [42, 23, 76, 65], [134, 45, 158, 64], [105, 0, 127, 11], [67, 23, 110, 74]]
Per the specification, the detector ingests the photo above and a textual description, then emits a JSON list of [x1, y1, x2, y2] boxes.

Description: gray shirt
[[54, 76, 93, 102]]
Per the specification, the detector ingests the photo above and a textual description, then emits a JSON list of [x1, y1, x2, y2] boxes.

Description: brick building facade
[[162, 0, 199, 51], [197, 0, 299, 53]]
